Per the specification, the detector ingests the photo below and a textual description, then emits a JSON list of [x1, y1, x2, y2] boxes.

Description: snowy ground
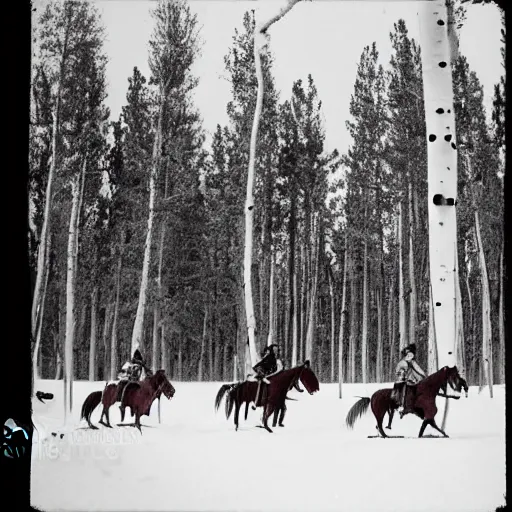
[[30, 378, 506, 512]]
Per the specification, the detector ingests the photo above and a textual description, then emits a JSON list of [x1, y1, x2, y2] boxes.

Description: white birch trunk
[[305, 214, 319, 363], [454, 245, 465, 376], [266, 247, 276, 346], [398, 202, 407, 352], [110, 253, 122, 381], [63, 174, 81, 423], [361, 241, 368, 383], [131, 105, 163, 356], [102, 302, 114, 380], [161, 322, 168, 375], [291, 262, 299, 366], [376, 287, 383, 382], [245, 0, 302, 369], [198, 307, 208, 381], [498, 249, 504, 384], [474, 210, 493, 398], [418, 0, 458, 369], [88, 286, 98, 381], [328, 266, 336, 382], [388, 279, 396, 380], [338, 243, 348, 398], [33, 231, 51, 384], [428, 284, 439, 375], [408, 182, 417, 347]]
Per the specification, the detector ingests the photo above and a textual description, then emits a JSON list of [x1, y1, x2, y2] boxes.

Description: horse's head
[[153, 369, 176, 400], [444, 366, 468, 398], [299, 361, 319, 395]]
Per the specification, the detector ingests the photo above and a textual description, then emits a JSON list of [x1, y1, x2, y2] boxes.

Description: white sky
[[35, 0, 504, 156]]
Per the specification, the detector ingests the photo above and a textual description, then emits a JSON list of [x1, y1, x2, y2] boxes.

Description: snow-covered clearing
[[31, 379, 506, 512]]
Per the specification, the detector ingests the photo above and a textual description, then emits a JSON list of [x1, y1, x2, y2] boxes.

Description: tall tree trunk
[[161, 321, 168, 375], [348, 260, 357, 383], [465, 264, 474, 384], [338, 242, 348, 398], [291, 258, 299, 367], [388, 277, 397, 380], [63, 172, 81, 423], [209, 315, 214, 380], [398, 202, 408, 352], [408, 181, 417, 347], [474, 212, 493, 397], [177, 333, 183, 381], [305, 214, 320, 363], [361, 240, 368, 383], [244, 0, 302, 367], [31, 21, 70, 343], [88, 286, 98, 381], [376, 287, 383, 382], [198, 307, 208, 381], [266, 247, 276, 346], [110, 252, 122, 381], [454, 248, 465, 376], [102, 302, 114, 381], [131, 103, 163, 355], [418, 0, 459, 368], [428, 283, 439, 375], [498, 249, 504, 384], [33, 231, 51, 384], [299, 239, 306, 363], [328, 265, 336, 382]]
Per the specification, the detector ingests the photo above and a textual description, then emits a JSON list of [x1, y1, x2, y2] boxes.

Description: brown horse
[[345, 365, 468, 438], [215, 374, 304, 430], [80, 370, 174, 429], [119, 370, 175, 432], [215, 361, 320, 433]]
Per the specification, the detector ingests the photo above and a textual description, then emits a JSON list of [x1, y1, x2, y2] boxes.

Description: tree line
[[29, 0, 505, 394]]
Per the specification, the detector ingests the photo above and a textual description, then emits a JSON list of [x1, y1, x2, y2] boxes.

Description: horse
[[215, 372, 304, 429], [80, 370, 175, 429], [215, 360, 320, 433], [345, 365, 468, 438], [119, 370, 175, 432]]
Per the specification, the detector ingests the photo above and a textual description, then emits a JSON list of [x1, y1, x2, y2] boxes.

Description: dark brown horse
[[215, 361, 320, 433], [120, 370, 175, 432], [345, 365, 468, 438], [215, 374, 304, 429], [80, 370, 175, 429]]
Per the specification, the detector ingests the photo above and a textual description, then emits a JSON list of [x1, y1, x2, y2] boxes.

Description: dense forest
[[29, 0, 505, 390]]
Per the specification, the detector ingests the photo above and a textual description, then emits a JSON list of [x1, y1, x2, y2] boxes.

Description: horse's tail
[[225, 385, 238, 420], [345, 397, 371, 429], [81, 390, 102, 421], [215, 383, 235, 412]]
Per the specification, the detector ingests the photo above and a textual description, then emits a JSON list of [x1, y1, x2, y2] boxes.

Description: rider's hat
[[132, 348, 143, 364], [402, 344, 417, 357]]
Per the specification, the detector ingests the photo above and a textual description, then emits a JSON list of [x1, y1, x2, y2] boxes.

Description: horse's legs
[[135, 413, 142, 434], [234, 401, 241, 431], [371, 399, 388, 438], [386, 408, 395, 429], [262, 406, 273, 434], [99, 406, 107, 427], [425, 418, 449, 438], [272, 407, 279, 428], [105, 406, 113, 428], [278, 405, 286, 427], [418, 419, 429, 437]]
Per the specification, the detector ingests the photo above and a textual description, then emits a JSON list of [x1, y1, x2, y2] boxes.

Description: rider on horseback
[[118, 349, 151, 382], [392, 344, 426, 418], [249, 343, 284, 409]]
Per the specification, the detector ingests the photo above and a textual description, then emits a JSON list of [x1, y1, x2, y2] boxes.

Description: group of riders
[[120, 341, 426, 415]]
